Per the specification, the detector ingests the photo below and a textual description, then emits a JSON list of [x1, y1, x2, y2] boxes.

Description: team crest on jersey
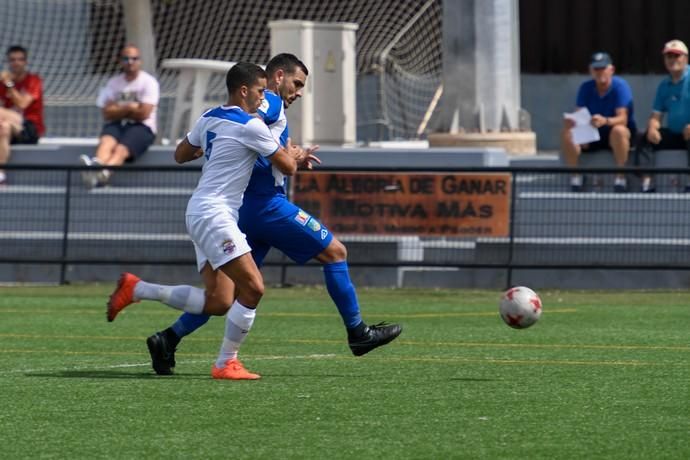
[[307, 218, 321, 232], [321, 229, 328, 240], [221, 239, 236, 255], [259, 98, 270, 113], [294, 210, 310, 226]]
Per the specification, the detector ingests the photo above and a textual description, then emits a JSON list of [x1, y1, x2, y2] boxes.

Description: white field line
[[0, 353, 337, 377]]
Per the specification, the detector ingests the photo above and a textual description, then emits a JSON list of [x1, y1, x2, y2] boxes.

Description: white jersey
[[96, 70, 160, 133], [185, 105, 280, 218]]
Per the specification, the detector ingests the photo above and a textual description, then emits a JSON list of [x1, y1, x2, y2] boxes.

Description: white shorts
[[186, 212, 252, 273]]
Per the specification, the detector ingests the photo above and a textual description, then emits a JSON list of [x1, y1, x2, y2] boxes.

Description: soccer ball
[[499, 286, 542, 329]]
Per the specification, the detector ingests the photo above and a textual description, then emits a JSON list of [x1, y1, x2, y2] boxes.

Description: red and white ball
[[499, 286, 542, 329]]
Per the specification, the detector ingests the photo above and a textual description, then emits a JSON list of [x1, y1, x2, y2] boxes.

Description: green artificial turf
[[0, 285, 688, 459]]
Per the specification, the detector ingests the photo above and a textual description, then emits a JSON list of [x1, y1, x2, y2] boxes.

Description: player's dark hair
[[6, 45, 27, 58], [226, 61, 268, 94], [266, 53, 309, 77]]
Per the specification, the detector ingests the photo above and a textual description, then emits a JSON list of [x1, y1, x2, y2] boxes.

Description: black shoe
[[146, 332, 176, 375], [348, 322, 402, 356]]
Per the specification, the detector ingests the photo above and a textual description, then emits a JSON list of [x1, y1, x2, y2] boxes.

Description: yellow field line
[[367, 355, 673, 367], [1, 332, 688, 352], [396, 340, 690, 352]]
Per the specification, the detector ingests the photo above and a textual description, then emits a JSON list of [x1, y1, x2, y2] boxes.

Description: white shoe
[[95, 168, 112, 187], [79, 155, 98, 188], [570, 174, 584, 192], [613, 176, 627, 193]]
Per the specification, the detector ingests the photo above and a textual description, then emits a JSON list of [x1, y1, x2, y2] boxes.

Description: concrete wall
[[522, 74, 662, 151]]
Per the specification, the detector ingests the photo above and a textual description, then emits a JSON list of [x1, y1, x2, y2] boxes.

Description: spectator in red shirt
[[0, 45, 44, 184]]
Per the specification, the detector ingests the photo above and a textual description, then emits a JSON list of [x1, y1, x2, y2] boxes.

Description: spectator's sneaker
[[570, 175, 584, 192], [146, 332, 176, 375], [95, 168, 112, 187], [641, 177, 656, 193], [613, 177, 627, 193], [348, 322, 402, 356], [211, 358, 261, 380], [79, 154, 99, 188], [107, 272, 141, 322]]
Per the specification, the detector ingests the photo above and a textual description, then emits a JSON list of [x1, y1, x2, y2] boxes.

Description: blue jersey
[[576, 76, 637, 134], [244, 90, 289, 197], [652, 65, 690, 134]]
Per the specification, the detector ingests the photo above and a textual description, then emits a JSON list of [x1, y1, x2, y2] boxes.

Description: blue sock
[[172, 312, 211, 338], [323, 261, 363, 329]]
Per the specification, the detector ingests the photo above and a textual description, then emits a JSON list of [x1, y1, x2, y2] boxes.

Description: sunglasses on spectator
[[121, 56, 140, 62]]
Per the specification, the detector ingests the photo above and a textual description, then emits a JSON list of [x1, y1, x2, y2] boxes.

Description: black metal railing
[[2, 164, 690, 285]]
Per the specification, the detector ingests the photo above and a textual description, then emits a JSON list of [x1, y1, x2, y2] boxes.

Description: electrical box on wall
[[269, 20, 358, 146]]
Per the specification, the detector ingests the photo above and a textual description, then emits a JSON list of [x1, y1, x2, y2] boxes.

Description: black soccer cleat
[[348, 322, 402, 356], [146, 332, 176, 376]]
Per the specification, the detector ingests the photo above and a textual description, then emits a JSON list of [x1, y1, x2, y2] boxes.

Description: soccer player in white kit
[[106, 62, 307, 380]]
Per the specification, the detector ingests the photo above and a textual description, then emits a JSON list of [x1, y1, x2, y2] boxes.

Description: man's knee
[[112, 144, 131, 163], [319, 238, 348, 263], [236, 275, 264, 306], [0, 121, 12, 139], [609, 125, 630, 142]]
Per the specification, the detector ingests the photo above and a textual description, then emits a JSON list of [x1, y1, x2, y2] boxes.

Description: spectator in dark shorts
[[636, 40, 690, 193], [0, 45, 44, 185], [80, 44, 159, 188], [561, 52, 636, 192]]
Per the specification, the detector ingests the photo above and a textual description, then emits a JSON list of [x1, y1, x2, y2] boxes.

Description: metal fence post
[[505, 169, 518, 288], [59, 169, 72, 285]]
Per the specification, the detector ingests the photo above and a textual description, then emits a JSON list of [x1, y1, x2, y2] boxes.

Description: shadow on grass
[[24, 370, 209, 380], [260, 373, 357, 379]]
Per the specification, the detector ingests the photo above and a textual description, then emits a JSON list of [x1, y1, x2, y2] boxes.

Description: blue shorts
[[239, 195, 333, 266], [101, 121, 155, 160]]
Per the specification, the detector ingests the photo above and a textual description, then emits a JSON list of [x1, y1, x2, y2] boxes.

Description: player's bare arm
[[300, 144, 321, 170], [269, 137, 302, 175], [284, 137, 321, 169], [174, 137, 203, 164]]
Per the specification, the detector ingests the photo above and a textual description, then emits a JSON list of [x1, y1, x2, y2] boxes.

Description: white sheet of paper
[[563, 107, 600, 145]]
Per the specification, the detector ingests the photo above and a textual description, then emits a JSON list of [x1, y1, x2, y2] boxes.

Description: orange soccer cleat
[[107, 272, 141, 322], [211, 358, 261, 380]]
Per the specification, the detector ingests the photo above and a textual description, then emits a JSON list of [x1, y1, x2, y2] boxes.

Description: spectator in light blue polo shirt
[[561, 51, 636, 192], [637, 39, 690, 192]]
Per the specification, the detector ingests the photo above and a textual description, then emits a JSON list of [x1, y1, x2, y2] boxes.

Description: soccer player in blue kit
[[146, 54, 402, 375]]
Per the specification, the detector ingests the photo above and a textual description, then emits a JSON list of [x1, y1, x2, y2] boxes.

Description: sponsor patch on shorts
[[307, 218, 321, 232], [221, 239, 236, 255], [294, 210, 310, 226], [321, 229, 328, 240]]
